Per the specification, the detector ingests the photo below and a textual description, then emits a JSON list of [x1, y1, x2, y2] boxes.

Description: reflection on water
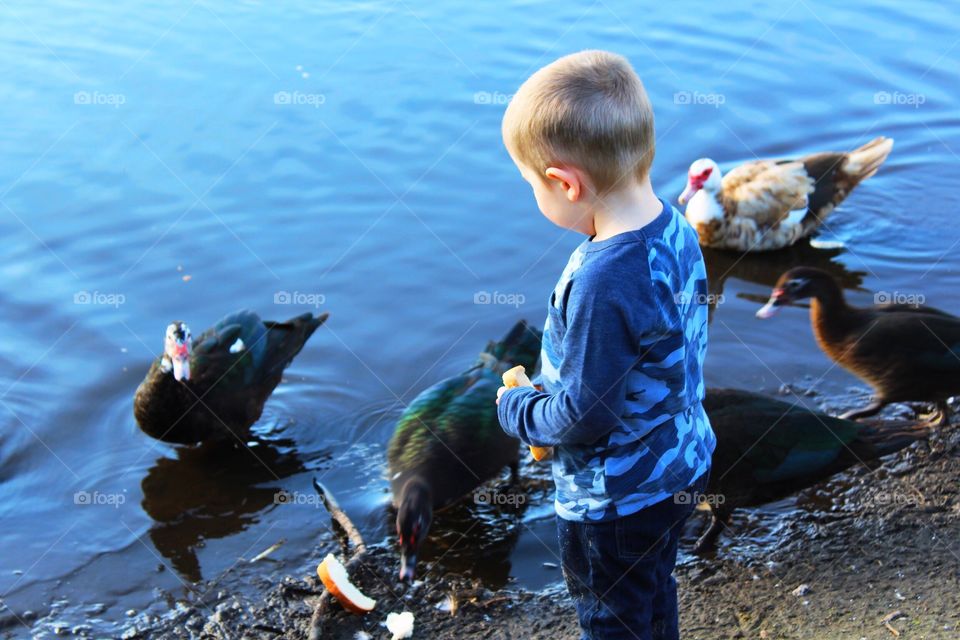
[[702, 241, 868, 315], [141, 437, 314, 582]]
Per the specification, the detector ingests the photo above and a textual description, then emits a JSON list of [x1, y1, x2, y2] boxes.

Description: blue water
[[0, 0, 958, 635]]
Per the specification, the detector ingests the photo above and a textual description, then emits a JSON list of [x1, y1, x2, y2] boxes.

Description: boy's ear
[[544, 166, 582, 202]]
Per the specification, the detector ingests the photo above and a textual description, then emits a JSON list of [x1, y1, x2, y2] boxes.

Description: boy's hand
[[496, 385, 508, 405]]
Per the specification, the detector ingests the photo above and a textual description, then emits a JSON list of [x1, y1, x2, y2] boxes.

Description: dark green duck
[[697, 388, 928, 553], [134, 309, 328, 444], [388, 319, 542, 581]]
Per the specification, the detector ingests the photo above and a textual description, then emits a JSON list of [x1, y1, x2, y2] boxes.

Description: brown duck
[[756, 267, 960, 424]]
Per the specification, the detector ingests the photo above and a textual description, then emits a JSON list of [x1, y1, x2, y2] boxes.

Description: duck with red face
[[134, 309, 328, 443], [162, 322, 192, 381], [677, 137, 894, 252], [395, 476, 431, 582]]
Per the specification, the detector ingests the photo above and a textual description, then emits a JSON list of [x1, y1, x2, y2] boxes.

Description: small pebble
[[791, 583, 811, 597]]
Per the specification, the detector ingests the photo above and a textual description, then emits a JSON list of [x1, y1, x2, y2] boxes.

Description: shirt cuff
[[497, 386, 538, 440]]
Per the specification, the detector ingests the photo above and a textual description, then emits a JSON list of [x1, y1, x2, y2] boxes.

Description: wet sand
[[113, 400, 960, 640]]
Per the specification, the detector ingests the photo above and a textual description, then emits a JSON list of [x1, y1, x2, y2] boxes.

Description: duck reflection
[[702, 240, 867, 318], [141, 437, 308, 582]]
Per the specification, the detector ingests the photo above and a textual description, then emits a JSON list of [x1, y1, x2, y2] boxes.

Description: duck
[[387, 319, 542, 581], [756, 266, 960, 425], [679, 137, 894, 252], [696, 388, 928, 552], [134, 309, 328, 444]]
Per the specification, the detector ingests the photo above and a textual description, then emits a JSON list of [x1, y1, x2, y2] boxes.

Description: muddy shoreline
[[16, 399, 960, 640]]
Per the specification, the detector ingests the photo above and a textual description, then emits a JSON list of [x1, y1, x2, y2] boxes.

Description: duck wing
[[388, 368, 513, 505], [876, 303, 954, 317], [799, 137, 893, 221], [856, 311, 960, 374], [706, 389, 858, 481], [704, 388, 923, 507], [189, 310, 269, 389], [720, 160, 814, 229], [191, 310, 328, 393]]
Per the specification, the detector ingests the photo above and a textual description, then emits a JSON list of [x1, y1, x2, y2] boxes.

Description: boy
[[496, 50, 715, 640]]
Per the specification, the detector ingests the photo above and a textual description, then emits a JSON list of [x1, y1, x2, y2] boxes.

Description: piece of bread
[[501, 366, 553, 461], [317, 553, 376, 614]]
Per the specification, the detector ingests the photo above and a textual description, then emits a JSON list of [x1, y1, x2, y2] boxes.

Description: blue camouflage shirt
[[498, 198, 716, 521]]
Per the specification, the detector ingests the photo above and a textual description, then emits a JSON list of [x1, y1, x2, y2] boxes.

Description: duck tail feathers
[[842, 136, 894, 184], [859, 419, 929, 457], [489, 320, 543, 371]]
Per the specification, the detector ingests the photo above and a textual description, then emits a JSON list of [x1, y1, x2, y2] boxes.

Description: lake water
[[1, 0, 958, 635]]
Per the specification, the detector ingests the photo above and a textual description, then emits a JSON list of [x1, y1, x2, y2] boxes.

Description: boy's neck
[[589, 178, 662, 242]]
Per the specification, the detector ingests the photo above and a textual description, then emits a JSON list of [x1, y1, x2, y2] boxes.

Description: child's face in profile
[[510, 153, 595, 236]]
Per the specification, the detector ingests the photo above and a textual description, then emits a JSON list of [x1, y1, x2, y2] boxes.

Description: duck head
[[756, 267, 832, 318], [396, 477, 432, 582], [679, 158, 722, 205], [162, 322, 192, 381], [486, 320, 543, 373]]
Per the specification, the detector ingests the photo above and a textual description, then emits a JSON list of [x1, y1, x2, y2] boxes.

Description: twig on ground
[[308, 479, 369, 640]]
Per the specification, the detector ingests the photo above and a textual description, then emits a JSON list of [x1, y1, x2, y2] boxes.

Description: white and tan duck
[[678, 136, 894, 252]]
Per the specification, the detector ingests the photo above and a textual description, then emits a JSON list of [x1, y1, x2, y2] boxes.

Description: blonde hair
[[502, 50, 655, 195]]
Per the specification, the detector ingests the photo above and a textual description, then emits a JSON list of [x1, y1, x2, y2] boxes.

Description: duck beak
[[756, 287, 790, 319], [172, 355, 191, 381], [755, 300, 781, 319], [678, 181, 698, 206], [171, 342, 191, 381], [399, 553, 417, 582]]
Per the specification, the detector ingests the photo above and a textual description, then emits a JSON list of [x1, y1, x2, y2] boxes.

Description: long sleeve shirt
[[498, 199, 716, 521]]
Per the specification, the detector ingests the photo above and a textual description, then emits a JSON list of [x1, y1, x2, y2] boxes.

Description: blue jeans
[[557, 472, 709, 640]]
